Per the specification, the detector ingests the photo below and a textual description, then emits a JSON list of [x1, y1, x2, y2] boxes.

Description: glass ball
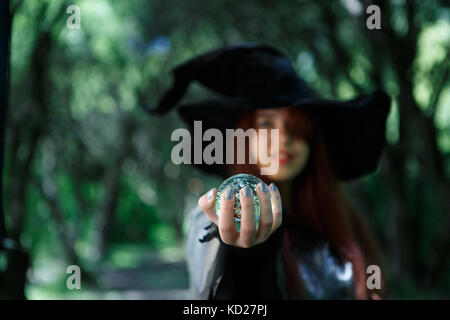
[[215, 173, 262, 232]]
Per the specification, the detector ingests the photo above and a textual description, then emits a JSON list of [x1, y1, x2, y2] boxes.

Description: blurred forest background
[[0, 0, 449, 299]]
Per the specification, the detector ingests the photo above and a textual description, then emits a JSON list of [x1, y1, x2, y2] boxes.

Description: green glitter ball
[[215, 173, 262, 232]]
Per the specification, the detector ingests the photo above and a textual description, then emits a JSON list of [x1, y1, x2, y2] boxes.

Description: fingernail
[[242, 186, 252, 197], [259, 182, 268, 193], [206, 188, 215, 200], [269, 183, 278, 192], [225, 187, 233, 200]]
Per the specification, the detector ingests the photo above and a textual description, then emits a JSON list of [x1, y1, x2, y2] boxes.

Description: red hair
[[228, 107, 386, 299]]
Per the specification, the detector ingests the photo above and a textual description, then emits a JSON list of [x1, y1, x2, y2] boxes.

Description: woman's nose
[[278, 123, 292, 145]]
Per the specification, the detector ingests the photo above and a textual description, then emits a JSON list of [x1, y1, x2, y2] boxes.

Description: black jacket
[[185, 204, 287, 300], [208, 211, 287, 299], [185, 205, 355, 300]]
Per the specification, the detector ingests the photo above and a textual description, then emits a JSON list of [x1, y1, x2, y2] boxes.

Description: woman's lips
[[274, 150, 294, 164]]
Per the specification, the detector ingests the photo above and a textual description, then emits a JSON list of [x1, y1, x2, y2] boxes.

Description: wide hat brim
[[177, 90, 391, 181]]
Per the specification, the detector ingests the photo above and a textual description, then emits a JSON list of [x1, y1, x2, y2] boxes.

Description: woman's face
[[250, 107, 311, 182]]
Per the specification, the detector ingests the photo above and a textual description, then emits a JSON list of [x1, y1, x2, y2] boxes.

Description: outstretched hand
[[198, 182, 282, 248]]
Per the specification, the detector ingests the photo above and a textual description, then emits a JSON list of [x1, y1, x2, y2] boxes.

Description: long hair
[[228, 107, 386, 299]]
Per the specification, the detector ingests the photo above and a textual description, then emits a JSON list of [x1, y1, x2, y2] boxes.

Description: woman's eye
[[257, 121, 271, 128]]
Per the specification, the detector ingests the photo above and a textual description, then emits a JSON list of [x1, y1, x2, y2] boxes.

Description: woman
[[145, 43, 391, 299]]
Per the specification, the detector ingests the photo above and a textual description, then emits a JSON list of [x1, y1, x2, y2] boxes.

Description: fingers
[[218, 187, 238, 244], [239, 186, 256, 248], [198, 188, 218, 225], [199, 182, 282, 249], [255, 182, 272, 243], [268, 183, 282, 232]]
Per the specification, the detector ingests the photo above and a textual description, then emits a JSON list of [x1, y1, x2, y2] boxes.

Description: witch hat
[[143, 43, 391, 180]]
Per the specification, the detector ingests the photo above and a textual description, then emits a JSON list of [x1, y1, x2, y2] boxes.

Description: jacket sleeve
[[208, 207, 287, 300], [185, 206, 221, 299]]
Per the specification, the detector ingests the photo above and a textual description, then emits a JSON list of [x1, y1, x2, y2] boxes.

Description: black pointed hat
[[144, 43, 391, 180]]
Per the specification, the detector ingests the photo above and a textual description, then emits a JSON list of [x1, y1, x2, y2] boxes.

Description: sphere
[[215, 173, 262, 232]]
